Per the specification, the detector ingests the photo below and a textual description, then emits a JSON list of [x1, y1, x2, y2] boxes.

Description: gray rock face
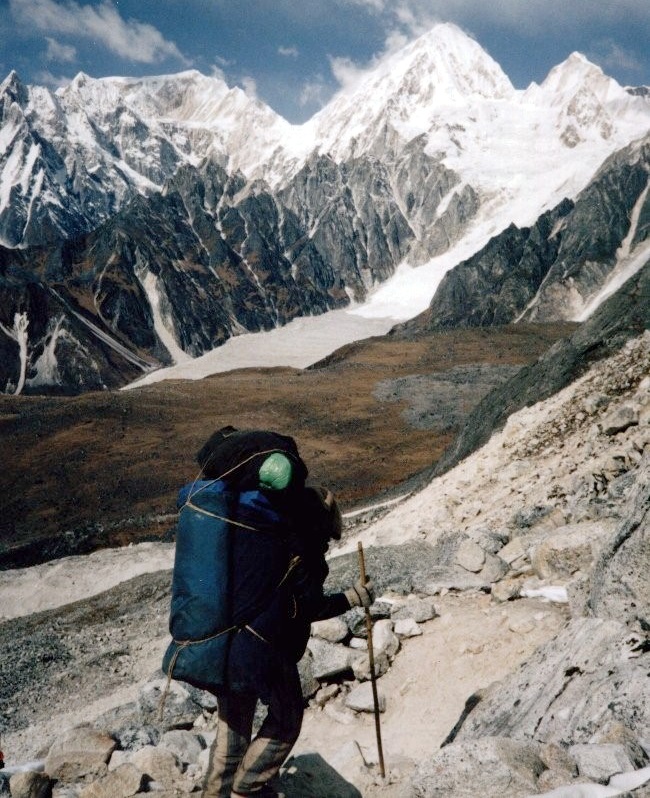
[[408, 202, 573, 330], [584, 468, 650, 631], [0, 138, 472, 394], [433, 262, 650, 477], [408, 133, 650, 332], [411, 737, 546, 798], [447, 616, 649, 747], [521, 137, 650, 322]]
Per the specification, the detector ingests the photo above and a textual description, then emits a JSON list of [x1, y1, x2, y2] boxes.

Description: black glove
[[345, 578, 375, 608]]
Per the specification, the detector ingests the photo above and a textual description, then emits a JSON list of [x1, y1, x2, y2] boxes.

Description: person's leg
[[202, 690, 258, 798], [231, 663, 304, 796]]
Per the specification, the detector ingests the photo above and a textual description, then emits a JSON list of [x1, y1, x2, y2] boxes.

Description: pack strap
[[181, 501, 260, 531], [158, 555, 302, 719]]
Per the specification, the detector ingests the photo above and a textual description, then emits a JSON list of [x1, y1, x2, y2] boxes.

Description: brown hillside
[[0, 322, 577, 567]]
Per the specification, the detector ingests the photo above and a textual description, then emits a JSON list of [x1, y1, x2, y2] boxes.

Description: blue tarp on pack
[[162, 479, 290, 696]]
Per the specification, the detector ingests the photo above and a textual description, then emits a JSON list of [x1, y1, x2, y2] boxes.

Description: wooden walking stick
[[357, 541, 386, 778]]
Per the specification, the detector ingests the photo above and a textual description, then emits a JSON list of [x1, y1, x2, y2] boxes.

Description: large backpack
[[161, 429, 306, 697]]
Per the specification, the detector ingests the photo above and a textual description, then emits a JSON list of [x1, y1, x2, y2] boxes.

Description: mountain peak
[[364, 22, 514, 102], [540, 52, 615, 96], [1, 70, 29, 106], [309, 22, 514, 158], [69, 71, 92, 90]]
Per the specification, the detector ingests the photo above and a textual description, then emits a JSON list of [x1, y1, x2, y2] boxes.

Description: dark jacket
[[162, 478, 347, 701]]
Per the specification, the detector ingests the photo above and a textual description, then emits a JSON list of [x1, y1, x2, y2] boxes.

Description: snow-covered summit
[[52, 69, 301, 178], [306, 22, 515, 158], [539, 51, 612, 96], [2, 22, 648, 217]]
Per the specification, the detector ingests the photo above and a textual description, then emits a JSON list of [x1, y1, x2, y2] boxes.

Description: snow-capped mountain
[[3, 24, 647, 249], [1, 23, 649, 394], [400, 133, 650, 330]]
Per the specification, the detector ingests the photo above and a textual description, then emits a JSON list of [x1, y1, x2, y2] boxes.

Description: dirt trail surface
[[294, 592, 567, 765], [0, 557, 566, 774]]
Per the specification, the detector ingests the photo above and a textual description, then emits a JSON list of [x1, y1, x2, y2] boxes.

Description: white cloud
[[9, 0, 190, 64], [45, 36, 77, 62], [337, 0, 650, 34], [240, 76, 258, 100], [326, 23, 413, 93], [299, 75, 331, 108], [209, 64, 227, 82], [592, 41, 645, 75], [279, 45, 299, 58], [32, 68, 73, 88], [329, 55, 367, 91]]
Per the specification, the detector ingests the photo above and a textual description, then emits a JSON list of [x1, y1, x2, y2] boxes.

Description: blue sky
[[2, 0, 650, 123]]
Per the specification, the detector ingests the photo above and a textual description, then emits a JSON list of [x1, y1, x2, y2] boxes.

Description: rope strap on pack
[[158, 555, 302, 719], [181, 501, 260, 531]]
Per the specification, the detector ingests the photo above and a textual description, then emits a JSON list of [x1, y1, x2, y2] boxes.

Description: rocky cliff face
[[407, 133, 650, 332], [0, 137, 473, 394], [431, 260, 650, 478]]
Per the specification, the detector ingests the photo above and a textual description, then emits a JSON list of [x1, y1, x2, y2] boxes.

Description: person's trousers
[[202, 662, 304, 797]]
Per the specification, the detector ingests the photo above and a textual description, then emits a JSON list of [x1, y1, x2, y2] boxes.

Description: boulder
[[44, 728, 116, 782], [344, 603, 391, 638], [311, 618, 349, 643], [297, 650, 320, 699], [345, 683, 386, 714], [138, 675, 215, 731], [569, 743, 636, 784], [590, 721, 650, 769], [391, 596, 438, 623], [530, 521, 609, 579], [600, 404, 640, 435], [9, 771, 52, 798], [108, 751, 131, 771], [129, 746, 183, 787], [348, 636, 367, 650], [372, 620, 400, 660], [351, 650, 390, 681], [306, 638, 353, 680], [411, 737, 545, 797], [497, 536, 531, 571], [111, 724, 159, 753], [158, 731, 205, 766], [491, 578, 521, 602], [78, 764, 144, 798], [313, 684, 341, 708], [536, 741, 581, 789], [479, 552, 510, 583], [394, 618, 422, 638], [456, 538, 486, 572]]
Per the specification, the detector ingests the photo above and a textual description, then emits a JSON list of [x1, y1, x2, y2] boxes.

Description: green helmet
[[258, 452, 293, 491]]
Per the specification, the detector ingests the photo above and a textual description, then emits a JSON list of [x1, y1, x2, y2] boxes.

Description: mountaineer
[[162, 426, 374, 798]]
